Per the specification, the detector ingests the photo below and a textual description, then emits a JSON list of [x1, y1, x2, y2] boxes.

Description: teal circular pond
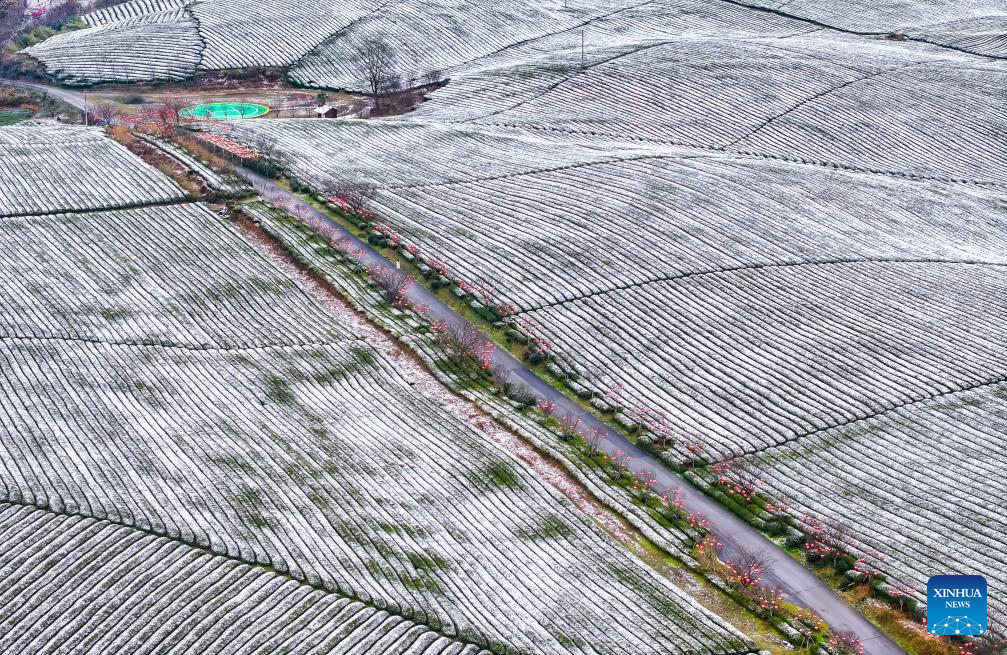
[[178, 102, 269, 120]]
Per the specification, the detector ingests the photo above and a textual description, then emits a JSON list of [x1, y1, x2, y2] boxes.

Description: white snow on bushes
[[190, 0, 382, 71], [25, 8, 203, 84], [206, 0, 1007, 632], [0, 125, 185, 216], [84, 0, 193, 26], [0, 126, 751, 655], [740, 384, 1007, 628], [25, 0, 1007, 84], [0, 503, 491, 655]]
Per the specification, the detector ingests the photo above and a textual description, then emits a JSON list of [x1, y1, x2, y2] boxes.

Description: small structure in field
[[314, 104, 346, 118]]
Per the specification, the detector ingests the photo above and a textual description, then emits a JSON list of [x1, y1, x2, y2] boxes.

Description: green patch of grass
[[99, 307, 129, 322], [11, 17, 85, 50], [365, 559, 384, 577], [305, 490, 330, 510], [473, 461, 523, 489], [264, 374, 295, 405], [405, 550, 452, 573], [237, 488, 269, 528], [0, 109, 32, 126], [213, 454, 256, 476], [399, 572, 443, 594], [606, 562, 689, 621], [205, 281, 242, 302], [524, 514, 575, 540], [351, 344, 376, 368], [312, 365, 350, 385], [548, 631, 584, 649]]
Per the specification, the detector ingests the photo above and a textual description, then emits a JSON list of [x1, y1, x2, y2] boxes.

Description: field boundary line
[[724, 61, 929, 148], [0, 198, 196, 221], [183, 3, 209, 69], [708, 374, 1007, 463], [709, 0, 1007, 62], [0, 499, 496, 653], [290, 0, 403, 69], [512, 257, 1007, 316], [379, 153, 682, 191], [480, 122, 1007, 189], [0, 331, 356, 353], [421, 0, 663, 76], [454, 40, 676, 125]]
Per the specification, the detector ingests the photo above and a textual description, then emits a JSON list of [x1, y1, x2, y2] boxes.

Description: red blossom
[[535, 399, 557, 416], [197, 133, 262, 159]]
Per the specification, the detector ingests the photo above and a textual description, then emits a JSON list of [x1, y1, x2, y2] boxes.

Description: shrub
[[503, 381, 536, 407]]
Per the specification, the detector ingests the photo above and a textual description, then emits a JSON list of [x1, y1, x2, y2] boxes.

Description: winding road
[[4, 77, 89, 109], [6, 76, 906, 655]]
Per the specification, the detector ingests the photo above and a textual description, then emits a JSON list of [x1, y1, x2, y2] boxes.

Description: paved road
[[241, 169, 906, 655], [3, 77, 88, 109], [4, 76, 906, 654]]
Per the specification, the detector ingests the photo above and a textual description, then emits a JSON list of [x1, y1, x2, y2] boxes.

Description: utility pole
[[83, 92, 88, 126]]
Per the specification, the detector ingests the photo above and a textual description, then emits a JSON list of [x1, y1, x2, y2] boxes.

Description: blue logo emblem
[[928, 575, 987, 636]]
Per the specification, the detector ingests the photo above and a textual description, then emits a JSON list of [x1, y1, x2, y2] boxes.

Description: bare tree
[[0, 0, 22, 44], [160, 96, 188, 127], [354, 37, 397, 112], [489, 362, 511, 393], [250, 133, 280, 161], [827, 630, 863, 655], [422, 69, 443, 87], [583, 427, 606, 456], [138, 102, 182, 137], [729, 547, 769, 587], [367, 265, 412, 304], [435, 320, 492, 371], [87, 102, 120, 126], [328, 180, 376, 213], [819, 519, 851, 563], [40, 0, 80, 27], [802, 514, 851, 565]]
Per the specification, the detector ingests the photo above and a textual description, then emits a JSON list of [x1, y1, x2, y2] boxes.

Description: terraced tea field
[[13, 0, 1007, 642], [739, 382, 1007, 633], [202, 0, 1007, 630], [0, 125, 185, 216], [0, 504, 488, 654], [0, 125, 751, 654]]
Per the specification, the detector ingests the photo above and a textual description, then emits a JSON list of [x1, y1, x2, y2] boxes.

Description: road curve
[[2, 77, 88, 109], [0, 77, 905, 654], [240, 169, 906, 655]]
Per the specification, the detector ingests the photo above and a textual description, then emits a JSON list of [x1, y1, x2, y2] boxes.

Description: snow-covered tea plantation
[[200, 0, 1007, 631], [0, 503, 489, 654], [738, 382, 1007, 633], [12, 0, 1007, 642], [0, 125, 185, 215], [24, 0, 1007, 85], [0, 125, 752, 654]]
